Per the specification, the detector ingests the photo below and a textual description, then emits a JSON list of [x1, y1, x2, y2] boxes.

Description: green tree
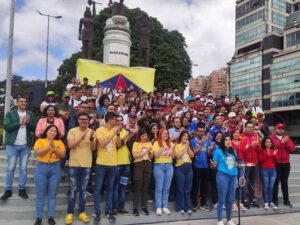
[[53, 6, 191, 95]]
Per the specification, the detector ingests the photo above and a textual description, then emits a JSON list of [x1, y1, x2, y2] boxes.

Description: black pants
[[273, 162, 290, 203], [209, 168, 218, 205], [245, 165, 258, 202], [191, 167, 209, 206]]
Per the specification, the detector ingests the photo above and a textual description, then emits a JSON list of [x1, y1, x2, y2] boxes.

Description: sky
[[0, 0, 236, 81]]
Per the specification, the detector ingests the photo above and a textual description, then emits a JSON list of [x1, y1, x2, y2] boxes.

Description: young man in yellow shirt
[[65, 112, 96, 225], [94, 112, 121, 223]]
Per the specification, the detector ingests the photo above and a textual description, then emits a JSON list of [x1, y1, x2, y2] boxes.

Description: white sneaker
[[162, 208, 171, 215], [264, 203, 269, 210], [179, 210, 185, 215], [156, 208, 162, 216], [213, 203, 218, 209], [270, 202, 279, 210], [226, 220, 236, 225], [217, 221, 225, 225]]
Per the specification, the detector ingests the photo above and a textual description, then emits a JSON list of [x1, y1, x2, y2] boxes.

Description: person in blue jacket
[[211, 135, 237, 225]]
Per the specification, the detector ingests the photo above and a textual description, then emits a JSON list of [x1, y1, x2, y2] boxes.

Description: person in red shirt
[[259, 137, 279, 210], [271, 123, 295, 207], [240, 122, 261, 208]]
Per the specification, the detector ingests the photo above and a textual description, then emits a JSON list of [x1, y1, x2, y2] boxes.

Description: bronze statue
[[79, 1, 96, 59], [137, 14, 152, 67], [108, 0, 125, 16]]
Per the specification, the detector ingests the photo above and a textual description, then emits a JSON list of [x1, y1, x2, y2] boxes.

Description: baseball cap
[[275, 123, 285, 129], [228, 112, 236, 118], [47, 91, 55, 96], [207, 93, 213, 97], [257, 113, 264, 118]]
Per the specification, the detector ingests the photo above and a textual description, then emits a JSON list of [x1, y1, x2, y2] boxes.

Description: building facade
[[229, 0, 300, 137]]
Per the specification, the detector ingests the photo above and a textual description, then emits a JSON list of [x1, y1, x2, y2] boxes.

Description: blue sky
[[0, 0, 235, 81]]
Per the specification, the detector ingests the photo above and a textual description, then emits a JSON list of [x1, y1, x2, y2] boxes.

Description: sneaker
[[162, 208, 171, 215], [250, 201, 259, 208], [192, 204, 197, 212], [0, 190, 12, 201], [133, 208, 139, 216], [85, 201, 94, 207], [86, 187, 94, 196], [213, 203, 218, 209], [243, 201, 250, 209], [18, 189, 29, 199], [78, 212, 90, 223], [34, 218, 42, 225], [264, 203, 269, 210], [217, 221, 225, 225], [156, 208, 162, 216], [112, 208, 118, 216], [187, 209, 193, 215], [200, 205, 212, 212], [118, 209, 130, 216], [284, 201, 293, 208], [270, 202, 279, 210], [226, 220, 236, 225], [148, 199, 153, 203], [65, 214, 73, 225], [106, 213, 116, 222], [94, 214, 100, 223], [240, 203, 247, 211], [48, 217, 56, 225], [179, 209, 185, 215], [141, 207, 149, 215], [232, 203, 238, 212]]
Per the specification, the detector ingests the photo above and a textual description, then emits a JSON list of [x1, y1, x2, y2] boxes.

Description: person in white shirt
[[251, 99, 264, 114], [66, 78, 78, 92]]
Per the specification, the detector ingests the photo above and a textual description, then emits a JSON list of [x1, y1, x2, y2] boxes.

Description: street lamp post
[[36, 10, 62, 89]]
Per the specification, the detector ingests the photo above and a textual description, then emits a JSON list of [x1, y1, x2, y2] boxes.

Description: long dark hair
[[98, 94, 110, 107], [43, 105, 58, 118], [212, 131, 223, 146], [219, 135, 236, 157], [137, 128, 149, 142], [40, 124, 60, 140], [178, 130, 192, 150], [261, 137, 275, 149]]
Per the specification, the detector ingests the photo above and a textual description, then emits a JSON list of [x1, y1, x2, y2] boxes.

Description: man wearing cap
[[40, 91, 56, 113], [173, 89, 181, 101], [271, 123, 295, 207], [223, 112, 238, 135], [1, 96, 36, 201]]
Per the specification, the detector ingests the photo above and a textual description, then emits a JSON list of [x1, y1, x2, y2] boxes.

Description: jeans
[[153, 163, 174, 209], [34, 162, 61, 219], [175, 163, 193, 212], [260, 168, 276, 204], [245, 165, 258, 202], [133, 161, 152, 208], [94, 165, 117, 216], [5, 144, 31, 190], [67, 167, 91, 214], [191, 167, 209, 206], [273, 163, 290, 203], [216, 171, 237, 222], [113, 165, 130, 210]]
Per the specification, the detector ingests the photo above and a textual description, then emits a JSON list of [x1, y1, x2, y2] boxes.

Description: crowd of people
[[1, 76, 295, 225]]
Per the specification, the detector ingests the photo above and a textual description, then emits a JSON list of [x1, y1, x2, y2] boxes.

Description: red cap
[[275, 123, 285, 129], [257, 113, 264, 118]]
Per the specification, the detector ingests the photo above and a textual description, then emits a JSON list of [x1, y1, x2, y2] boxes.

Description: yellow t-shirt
[[132, 141, 153, 163], [117, 129, 130, 165], [96, 126, 118, 166], [153, 141, 173, 164], [174, 143, 192, 167], [67, 127, 95, 168], [33, 138, 65, 163]]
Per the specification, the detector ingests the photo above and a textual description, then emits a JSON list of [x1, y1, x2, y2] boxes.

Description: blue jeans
[[94, 165, 117, 216], [216, 171, 237, 221], [5, 144, 31, 190], [34, 161, 61, 219], [260, 168, 276, 204], [67, 167, 91, 214], [113, 165, 130, 210], [175, 163, 193, 211], [153, 163, 174, 209]]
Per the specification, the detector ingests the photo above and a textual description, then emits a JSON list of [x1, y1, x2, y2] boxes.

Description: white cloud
[[0, 0, 236, 81]]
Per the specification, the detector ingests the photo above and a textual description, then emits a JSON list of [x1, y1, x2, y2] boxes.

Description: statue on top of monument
[[108, 0, 125, 16], [137, 14, 152, 67], [79, 1, 96, 59]]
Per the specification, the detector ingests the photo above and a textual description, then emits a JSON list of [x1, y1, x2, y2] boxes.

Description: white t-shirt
[[15, 111, 27, 145], [66, 83, 77, 91], [69, 98, 83, 107]]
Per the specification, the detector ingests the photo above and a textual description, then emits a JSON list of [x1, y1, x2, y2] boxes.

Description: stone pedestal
[[103, 15, 132, 67]]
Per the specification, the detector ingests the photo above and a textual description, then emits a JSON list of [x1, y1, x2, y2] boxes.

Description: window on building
[[272, 0, 289, 13], [271, 57, 300, 75], [272, 11, 287, 27], [235, 24, 266, 47], [287, 31, 300, 47], [236, 9, 265, 32], [236, 0, 265, 19]]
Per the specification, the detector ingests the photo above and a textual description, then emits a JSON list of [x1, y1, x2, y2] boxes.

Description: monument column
[[103, 15, 132, 67]]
